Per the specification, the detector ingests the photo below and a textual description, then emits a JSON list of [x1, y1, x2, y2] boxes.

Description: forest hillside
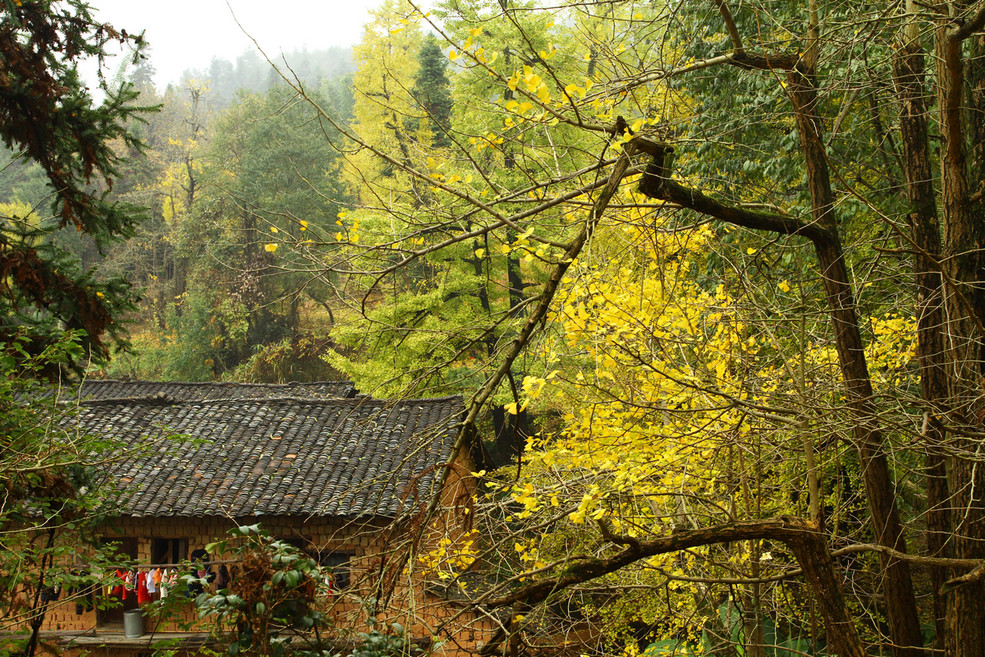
[[4, 1, 985, 656]]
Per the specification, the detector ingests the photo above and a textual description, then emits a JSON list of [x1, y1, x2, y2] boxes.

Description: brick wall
[[36, 496, 494, 657]]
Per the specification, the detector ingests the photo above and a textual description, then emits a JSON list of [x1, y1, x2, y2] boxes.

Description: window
[[151, 538, 188, 565], [318, 553, 352, 591], [283, 537, 309, 552], [278, 536, 352, 591]]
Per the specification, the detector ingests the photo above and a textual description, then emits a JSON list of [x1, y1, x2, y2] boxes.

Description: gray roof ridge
[[79, 379, 355, 387], [75, 394, 463, 408]]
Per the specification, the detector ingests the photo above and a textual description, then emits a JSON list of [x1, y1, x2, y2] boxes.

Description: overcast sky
[[87, 0, 388, 89]]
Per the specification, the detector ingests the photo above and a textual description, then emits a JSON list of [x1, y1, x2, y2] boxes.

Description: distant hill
[[173, 46, 355, 109]]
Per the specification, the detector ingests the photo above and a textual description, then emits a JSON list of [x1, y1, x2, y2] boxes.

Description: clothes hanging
[[112, 569, 127, 599], [146, 569, 157, 595], [160, 568, 177, 599], [136, 571, 150, 605], [123, 569, 136, 600]]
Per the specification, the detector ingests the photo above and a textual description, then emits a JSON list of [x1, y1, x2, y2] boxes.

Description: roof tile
[[68, 393, 462, 519]]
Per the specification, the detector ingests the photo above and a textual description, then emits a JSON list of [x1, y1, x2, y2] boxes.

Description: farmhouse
[[25, 381, 488, 657]]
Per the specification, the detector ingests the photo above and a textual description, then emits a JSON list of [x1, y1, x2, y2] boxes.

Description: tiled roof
[[70, 379, 356, 402], [71, 395, 463, 519]]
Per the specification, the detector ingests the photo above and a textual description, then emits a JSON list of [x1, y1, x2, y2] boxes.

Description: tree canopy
[[0, 0, 154, 370], [264, 1, 985, 656], [13, 1, 985, 656]]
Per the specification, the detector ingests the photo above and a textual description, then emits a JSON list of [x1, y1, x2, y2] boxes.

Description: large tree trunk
[[936, 13, 985, 655], [785, 48, 925, 655], [893, 5, 950, 650], [636, 3, 926, 647]]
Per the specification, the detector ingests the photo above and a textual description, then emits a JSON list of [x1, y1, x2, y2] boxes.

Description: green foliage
[[180, 82, 351, 371], [102, 71, 356, 380], [306, 0, 953, 654], [232, 334, 347, 383], [105, 285, 248, 381], [0, 146, 49, 209], [346, 618, 411, 657], [194, 525, 325, 657], [0, 0, 155, 369], [0, 330, 129, 656], [188, 525, 412, 657], [412, 35, 454, 148]]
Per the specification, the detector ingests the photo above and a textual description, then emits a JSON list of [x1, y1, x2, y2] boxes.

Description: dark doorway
[[97, 537, 138, 627]]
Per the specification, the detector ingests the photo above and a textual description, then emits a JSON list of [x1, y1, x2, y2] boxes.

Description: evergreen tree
[[0, 0, 153, 372], [412, 34, 453, 148]]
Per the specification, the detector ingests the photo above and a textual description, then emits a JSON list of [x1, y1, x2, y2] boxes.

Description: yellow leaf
[[778, 279, 791, 292], [269, 226, 279, 233], [264, 243, 278, 252], [518, 101, 533, 113], [449, 49, 459, 61], [469, 27, 483, 37], [299, 220, 308, 231], [746, 247, 757, 255], [474, 248, 486, 258], [522, 375, 547, 399]]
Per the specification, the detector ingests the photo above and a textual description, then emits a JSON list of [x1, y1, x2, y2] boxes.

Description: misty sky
[[87, 0, 391, 88]]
